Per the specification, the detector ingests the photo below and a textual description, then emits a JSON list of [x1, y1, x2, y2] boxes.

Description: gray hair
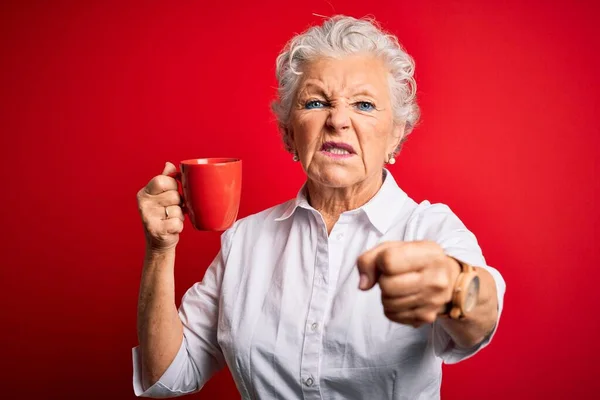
[[271, 15, 420, 153]]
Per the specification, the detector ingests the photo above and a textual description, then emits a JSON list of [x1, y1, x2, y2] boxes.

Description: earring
[[292, 151, 299, 162], [387, 153, 396, 165]]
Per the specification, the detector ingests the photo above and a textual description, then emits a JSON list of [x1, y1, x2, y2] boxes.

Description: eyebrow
[[299, 82, 328, 96], [351, 87, 378, 98]]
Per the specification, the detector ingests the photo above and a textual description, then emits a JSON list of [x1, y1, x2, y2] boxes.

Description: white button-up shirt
[[132, 170, 506, 399]]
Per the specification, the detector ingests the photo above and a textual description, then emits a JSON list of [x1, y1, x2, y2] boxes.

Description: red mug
[[170, 158, 242, 231]]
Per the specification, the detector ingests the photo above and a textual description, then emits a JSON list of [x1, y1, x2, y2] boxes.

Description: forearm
[[137, 248, 184, 389], [438, 267, 498, 348]]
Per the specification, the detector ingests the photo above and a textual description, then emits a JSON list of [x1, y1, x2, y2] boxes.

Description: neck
[[306, 171, 384, 234]]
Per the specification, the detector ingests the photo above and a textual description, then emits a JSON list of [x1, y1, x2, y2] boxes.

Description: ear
[[387, 123, 405, 154]]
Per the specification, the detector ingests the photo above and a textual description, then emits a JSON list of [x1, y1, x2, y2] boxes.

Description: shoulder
[[405, 200, 476, 243], [407, 200, 466, 229], [405, 199, 486, 265]]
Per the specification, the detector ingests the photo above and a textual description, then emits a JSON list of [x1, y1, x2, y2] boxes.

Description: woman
[[133, 15, 506, 399]]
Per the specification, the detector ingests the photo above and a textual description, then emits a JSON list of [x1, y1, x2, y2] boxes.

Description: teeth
[[328, 148, 350, 155]]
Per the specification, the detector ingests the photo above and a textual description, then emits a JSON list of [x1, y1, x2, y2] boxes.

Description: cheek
[[292, 113, 324, 149], [356, 117, 391, 156]]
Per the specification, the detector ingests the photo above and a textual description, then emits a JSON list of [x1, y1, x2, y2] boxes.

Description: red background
[[1, 0, 599, 398]]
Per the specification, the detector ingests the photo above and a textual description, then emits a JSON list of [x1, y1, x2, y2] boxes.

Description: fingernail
[[359, 274, 368, 290]]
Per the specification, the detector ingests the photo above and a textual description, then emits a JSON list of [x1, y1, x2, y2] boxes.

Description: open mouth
[[320, 141, 356, 157]]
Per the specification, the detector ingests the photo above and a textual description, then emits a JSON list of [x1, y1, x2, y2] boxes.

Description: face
[[288, 54, 404, 189]]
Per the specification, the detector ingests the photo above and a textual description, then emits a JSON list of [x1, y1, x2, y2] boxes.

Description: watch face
[[464, 276, 481, 312]]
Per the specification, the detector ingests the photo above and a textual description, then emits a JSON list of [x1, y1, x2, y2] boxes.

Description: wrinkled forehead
[[296, 55, 391, 98]]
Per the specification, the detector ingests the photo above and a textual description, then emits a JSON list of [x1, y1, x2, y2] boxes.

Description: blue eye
[[305, 100, 326, 109], [356, 101, 375, 112]]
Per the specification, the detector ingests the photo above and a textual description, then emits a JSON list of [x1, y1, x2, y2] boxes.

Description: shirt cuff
[[132, 338, 195, 398], [434, 265, 506, 364]]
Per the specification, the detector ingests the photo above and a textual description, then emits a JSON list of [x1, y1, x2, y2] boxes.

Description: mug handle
[[167, 170, 188, 214]]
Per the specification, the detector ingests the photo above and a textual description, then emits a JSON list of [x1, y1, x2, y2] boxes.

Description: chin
[[310, 164, 362, 188]]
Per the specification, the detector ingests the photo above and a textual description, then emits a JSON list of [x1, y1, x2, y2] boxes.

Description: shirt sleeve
[[408, 201, 507, 364], [132, 228, 235, 397]]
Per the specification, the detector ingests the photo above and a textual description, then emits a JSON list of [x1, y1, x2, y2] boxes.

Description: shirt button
[[305, 377, 314, 387], [311, 322, 319, 331]]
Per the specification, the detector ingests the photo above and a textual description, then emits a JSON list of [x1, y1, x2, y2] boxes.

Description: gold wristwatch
[[444, 257, 480, 319]]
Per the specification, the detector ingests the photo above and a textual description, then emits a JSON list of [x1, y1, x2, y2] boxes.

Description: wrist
[[145, 243, 176, 257], [144, 246, 176, 269]]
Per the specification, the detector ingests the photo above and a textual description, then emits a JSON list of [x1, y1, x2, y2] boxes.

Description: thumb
[[162, 161, 177, 176], [356, 242, 393, 291]]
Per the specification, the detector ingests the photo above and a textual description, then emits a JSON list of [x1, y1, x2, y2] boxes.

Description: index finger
[[356, 241, 398, 290]]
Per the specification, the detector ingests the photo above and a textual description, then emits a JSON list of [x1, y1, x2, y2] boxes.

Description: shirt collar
[[360, 169, 408, 234], [275, 169, 408, 234], [274, 182, 311, 222]]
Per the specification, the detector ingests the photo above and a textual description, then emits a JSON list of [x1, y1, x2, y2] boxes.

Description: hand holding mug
[[137, 157, 242, 253], [137, 162, 185, 253]]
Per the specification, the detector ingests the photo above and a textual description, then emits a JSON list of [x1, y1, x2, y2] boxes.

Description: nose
[[326, 104, 351, 132]]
